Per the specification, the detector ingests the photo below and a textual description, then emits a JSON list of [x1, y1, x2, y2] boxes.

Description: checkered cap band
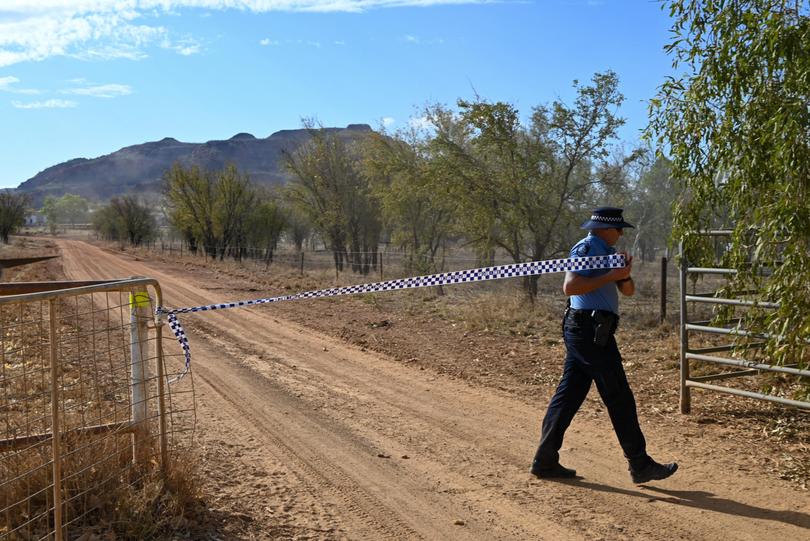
[[591, 215, 623, 222], [157, 254, 625, 381]]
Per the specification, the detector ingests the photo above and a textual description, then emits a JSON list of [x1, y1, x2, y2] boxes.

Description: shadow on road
[[557, 479, 810, 529]]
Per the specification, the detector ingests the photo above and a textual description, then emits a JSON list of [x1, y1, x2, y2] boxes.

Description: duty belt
[[565, 308, 619, 323]]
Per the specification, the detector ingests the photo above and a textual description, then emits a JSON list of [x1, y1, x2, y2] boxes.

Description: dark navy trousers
[[533, 312, 649, 471]]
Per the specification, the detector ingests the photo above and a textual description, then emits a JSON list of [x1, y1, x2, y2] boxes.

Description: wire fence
[[150, 240, 516, 275], [0, 279, 194, 541]]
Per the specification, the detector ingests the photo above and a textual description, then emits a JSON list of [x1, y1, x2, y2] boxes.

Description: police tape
[[156, 253, 626, 381]]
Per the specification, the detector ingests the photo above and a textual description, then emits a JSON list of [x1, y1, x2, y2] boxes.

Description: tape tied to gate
[[156, 254, 626, 382]]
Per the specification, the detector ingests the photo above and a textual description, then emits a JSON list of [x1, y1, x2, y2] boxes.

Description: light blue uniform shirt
[[568, 233, 619, 315]]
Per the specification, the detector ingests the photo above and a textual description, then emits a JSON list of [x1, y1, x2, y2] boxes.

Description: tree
[[285, 121, 382, 274], [284, 205, 312, 253], [92, 204, 124, 241], [58, 194, 89, 228], [362, 126, 456, 274], [214, 164, 256, 260], [650, 1, 810, 367], [246, 192, 288, 264], [602, 152, 676, 261], [164, 163, 218, 257], [41, 196, 61, 234], [92, 196, 156, 246], [429, 71, 635, 297], [41, 194, 90, 233], [0, 192, 30, 243]]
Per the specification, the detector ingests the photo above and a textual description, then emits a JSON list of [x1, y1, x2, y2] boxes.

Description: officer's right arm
[[563, 266, 632, 296]]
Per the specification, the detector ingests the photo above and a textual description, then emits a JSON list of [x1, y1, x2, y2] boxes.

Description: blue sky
[[0, 1, 674, 190]]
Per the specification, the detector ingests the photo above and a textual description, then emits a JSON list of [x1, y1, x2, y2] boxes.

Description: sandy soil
[[45, 238, 810, 540]]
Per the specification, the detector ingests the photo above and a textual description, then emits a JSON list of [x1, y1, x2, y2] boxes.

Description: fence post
[[299, 252, 304, 276], [380, 253, 384, 281], [660, 256, 667, 324], [678, 243, 691, 414], [129, 285, 152, 466], [49, 299, 63, 541]]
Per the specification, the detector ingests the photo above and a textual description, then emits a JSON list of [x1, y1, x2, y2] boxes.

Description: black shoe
[[531, 463, 577, 479], [630, 460, 678, 484]]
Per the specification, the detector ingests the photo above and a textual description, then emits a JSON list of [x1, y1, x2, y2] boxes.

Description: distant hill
[[16, 124, 374, 206]]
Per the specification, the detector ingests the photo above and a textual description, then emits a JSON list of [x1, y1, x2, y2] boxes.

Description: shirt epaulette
[[572, 239, 591, 257]]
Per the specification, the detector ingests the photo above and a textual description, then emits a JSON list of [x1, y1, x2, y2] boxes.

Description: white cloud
[[12, 98, 77, 109], [0, 1, 483, 66], [382, 116, 395, 128], [0, 76, 20, 89], [0, 75, 41, 94], [403, 34, 445, 45], [61, 82, 132, 98], [161, 37, 202, 56]]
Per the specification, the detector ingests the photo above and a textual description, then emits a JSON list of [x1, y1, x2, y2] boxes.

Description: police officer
[[530, 207, 678, 484]]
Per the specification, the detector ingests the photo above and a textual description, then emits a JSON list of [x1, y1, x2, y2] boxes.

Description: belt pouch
[[591, 310, 616, 346]]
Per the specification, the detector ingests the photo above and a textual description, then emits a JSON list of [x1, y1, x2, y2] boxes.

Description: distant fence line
[[149, 240, 518, 276]]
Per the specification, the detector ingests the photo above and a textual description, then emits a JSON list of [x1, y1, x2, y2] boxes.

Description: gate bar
[[685, 380, 810, 410], [689, 342, 765, 354], [49, 299, 63, 541], [684, 295, 780, 309], [685, 352, 810, 378], [690, 369, 760, 382], [0, 421, 136, 452]]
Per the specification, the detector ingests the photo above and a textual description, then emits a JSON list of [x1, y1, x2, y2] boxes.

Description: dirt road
[[57, 239, 809, 540]]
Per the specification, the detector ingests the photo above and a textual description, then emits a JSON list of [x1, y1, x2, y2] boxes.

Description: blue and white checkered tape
[[157, 254, 625, 381]]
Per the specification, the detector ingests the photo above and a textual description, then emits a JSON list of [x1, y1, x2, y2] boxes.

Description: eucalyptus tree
[[285, 121, 381, 274], [164, 163, 217, 257], [105, 195, 157, 246], [214, 164, 257, 260], [41, 193, 90, 233], [429, 71, 633, 297], [362, 126, 456, 274], [284, 205, 312, 253], [246, 190, 288, 263], [91, 204, 123, 242], [600, 152, 675, 261], [650, 0, 810, 367], [0, 192, 29, 243]]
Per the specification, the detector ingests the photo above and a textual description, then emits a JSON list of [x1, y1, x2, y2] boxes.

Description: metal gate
[[679, 231, 810, 413], [0, 278, 194, 541]]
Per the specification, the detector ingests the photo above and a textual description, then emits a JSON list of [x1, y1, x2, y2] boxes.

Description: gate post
[[679, 242, 691, 414], [130, 286, 152, 466]]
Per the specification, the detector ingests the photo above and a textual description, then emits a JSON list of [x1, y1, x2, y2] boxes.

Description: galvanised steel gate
[[679, 231, 810, 413], [0, 278, 194, 541]]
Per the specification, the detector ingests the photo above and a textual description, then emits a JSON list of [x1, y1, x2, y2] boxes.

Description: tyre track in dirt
[[57, 239, 810, 540]]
